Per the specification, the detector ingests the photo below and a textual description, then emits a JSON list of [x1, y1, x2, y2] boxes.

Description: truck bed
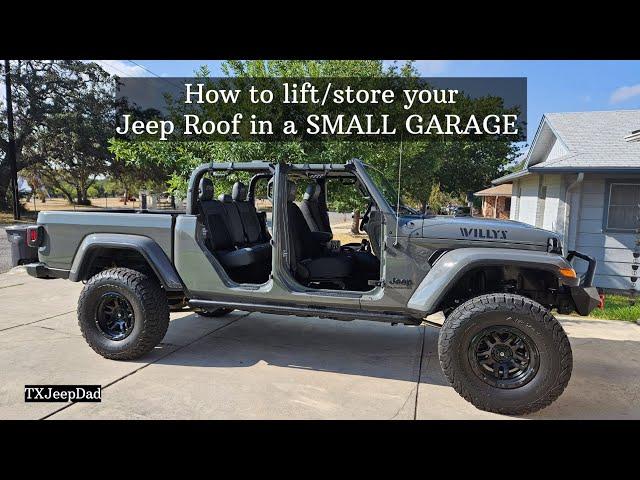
[[36, 210, 182, 270]]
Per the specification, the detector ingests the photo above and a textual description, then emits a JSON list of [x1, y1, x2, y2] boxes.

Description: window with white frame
[[606, 183, 640, 231]]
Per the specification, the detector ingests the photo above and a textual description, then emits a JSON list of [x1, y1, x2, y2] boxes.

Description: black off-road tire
[[77, 268, 170, 360], [438, 293, 573, 416], [195, 307, 234, 317]]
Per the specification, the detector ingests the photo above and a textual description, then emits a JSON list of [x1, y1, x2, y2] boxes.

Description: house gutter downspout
[[563, 172, 584, 256]]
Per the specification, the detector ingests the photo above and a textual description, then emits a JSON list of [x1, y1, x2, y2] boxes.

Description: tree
[[109, 59, 521, 206], [24, 63, 115, 205], [109, 60, 411, 198], [1, 61, 100, 209]]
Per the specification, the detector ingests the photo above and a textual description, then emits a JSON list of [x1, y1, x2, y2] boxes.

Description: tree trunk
[[76, 186, 90, 206], [351, 209, 360, 234], [0, 164, 11, 211], [0, 181, 9, 211], [420, 200, 428, 214], [57, 186, 74, 204]]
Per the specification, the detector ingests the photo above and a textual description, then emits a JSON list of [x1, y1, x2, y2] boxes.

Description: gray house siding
[[494, 110, 640, 292], [572, 174, 640, 291], [510, 173, 639, 291]]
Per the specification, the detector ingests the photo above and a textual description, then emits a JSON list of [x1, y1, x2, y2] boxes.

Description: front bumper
[[570, 285, 600, 316], [25, 262, 70, 280], [566, 250, 599, 315]]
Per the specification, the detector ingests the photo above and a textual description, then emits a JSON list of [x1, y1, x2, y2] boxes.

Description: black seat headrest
[[287, 181, 297, 203], [218, 193, 233, 203], [199, 177, 214, 202], [232, 182, 247, 202], [303, 183, 321, 201]]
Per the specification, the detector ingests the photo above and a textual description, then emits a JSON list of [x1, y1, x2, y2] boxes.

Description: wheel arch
[[407, 248, 578, 315], [69, 233, 184, 292]]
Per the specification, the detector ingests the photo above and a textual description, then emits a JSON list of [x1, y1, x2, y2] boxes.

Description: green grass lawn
[[588, 294, 640, 322]]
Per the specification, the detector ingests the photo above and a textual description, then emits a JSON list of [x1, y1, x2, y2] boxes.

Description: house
[[17, 176, 32, 194], [474, 184, 512, 219], [492, 110, 640, 291]]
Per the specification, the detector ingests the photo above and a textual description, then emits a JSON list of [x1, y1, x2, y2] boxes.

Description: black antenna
[[394, 134, 403, 247]]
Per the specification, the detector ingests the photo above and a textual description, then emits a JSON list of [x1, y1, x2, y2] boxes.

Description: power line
[[126, 60, 184, 90], [126, 60, 163, 79], [93, 60, 181, 91], [93, 60, 134, 78]]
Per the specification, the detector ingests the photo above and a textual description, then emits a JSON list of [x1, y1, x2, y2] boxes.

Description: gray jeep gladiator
[[8, 159, 599, 415]]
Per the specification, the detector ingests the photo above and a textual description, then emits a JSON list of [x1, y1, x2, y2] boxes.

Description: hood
[[401, 215, 561, 250]]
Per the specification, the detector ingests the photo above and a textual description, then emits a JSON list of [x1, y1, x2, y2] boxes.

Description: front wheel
[[438, 293, 572, 415], [78, 268, 170, 360]]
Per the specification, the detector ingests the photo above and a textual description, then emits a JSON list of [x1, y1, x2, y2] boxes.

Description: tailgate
[[5, 225, 39, 267]]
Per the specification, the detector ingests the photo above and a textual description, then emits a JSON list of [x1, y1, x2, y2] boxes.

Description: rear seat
[[198, 178, 271, 277], [218, 192, 272, 266]]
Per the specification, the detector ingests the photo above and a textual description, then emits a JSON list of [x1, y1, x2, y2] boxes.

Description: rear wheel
[[78, 268, 170, 360], [438, 293, 572, 415]]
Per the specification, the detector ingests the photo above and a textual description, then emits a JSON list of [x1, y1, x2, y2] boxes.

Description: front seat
[[300, 183, 331, 233], [285, 181, 353, 287]]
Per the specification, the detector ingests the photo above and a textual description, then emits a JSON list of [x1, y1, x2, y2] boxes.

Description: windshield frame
[[357, 161, 418, 216]]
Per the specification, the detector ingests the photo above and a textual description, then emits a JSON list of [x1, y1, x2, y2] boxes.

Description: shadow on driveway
[[150, 312, 431, 384], [146, 312, 640, 419]]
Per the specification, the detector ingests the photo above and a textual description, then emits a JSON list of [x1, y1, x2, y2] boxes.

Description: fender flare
[[407, 247, 578, 315], [68, 233, 184, 291]]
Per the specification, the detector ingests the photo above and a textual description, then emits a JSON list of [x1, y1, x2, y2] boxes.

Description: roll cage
[[185, 159, 394, 216]]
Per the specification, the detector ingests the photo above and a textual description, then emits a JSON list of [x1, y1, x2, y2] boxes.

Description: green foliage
[[326, 178, 368, 213], [27, 62, 115, 204], [428, 183, 447, 214], [107, 59, 520, 206], [1, 61, 102, 208], [588, 294, 640, 322], [504, 154, 527, 174]]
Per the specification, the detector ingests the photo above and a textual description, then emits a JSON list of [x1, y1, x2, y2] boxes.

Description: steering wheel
[[360, 202, 373, 232]]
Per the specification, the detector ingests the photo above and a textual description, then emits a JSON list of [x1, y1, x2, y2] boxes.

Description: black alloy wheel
[[468, 325, 540, 389], [96, 292, 135, 341]]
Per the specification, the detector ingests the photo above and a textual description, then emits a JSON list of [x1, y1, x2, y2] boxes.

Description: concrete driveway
[[1, 267, 638, 420]]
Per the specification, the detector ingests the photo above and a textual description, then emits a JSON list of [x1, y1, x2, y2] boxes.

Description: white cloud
[[610, 84, 640, 104], [87, 60, 146, 77]]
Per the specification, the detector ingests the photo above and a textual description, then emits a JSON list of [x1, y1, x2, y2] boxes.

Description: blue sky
[[96, 59, 640, 147]]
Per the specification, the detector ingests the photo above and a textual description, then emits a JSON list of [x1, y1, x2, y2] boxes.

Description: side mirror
[[267, 179, 274, 201]]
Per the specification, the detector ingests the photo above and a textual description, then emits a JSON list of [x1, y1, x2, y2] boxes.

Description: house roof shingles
[[475, 184, 512, 197], [532, 110, 640, 170], [492, 110, 640, 185]]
